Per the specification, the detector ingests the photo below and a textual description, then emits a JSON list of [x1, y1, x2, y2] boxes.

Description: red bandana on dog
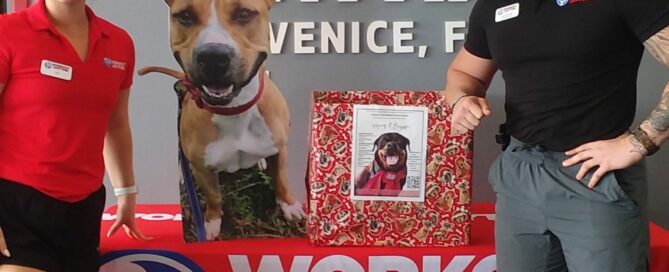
[[358, 162, 407, 196]]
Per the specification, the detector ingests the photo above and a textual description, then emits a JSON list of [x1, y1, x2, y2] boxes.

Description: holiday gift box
[[306, 90, 473, 247]]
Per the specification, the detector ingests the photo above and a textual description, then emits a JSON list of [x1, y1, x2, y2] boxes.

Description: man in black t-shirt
[[444, 0, 669, 271]]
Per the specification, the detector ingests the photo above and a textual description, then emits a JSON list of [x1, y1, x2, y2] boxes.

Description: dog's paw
[[204, 218, 222, 240], [278, 199, 307, 221]]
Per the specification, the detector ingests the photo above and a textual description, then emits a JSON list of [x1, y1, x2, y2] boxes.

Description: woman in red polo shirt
[[0, 0, 149, 271]]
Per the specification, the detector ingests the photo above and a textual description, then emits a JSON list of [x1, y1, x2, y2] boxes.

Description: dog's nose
[[195, 44, 234, 80], [387, 142, 398, 150]]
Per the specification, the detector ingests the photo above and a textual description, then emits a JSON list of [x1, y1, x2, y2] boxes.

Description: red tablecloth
[[99, 203, 669, 272]]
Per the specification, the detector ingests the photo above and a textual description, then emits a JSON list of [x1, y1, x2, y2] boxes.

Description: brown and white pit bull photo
[[140, 0, 305, 240]]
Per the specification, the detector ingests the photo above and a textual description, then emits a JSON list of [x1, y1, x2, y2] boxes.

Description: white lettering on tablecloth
[[102, 213, 183, 221], [228, 254, 496, 272]]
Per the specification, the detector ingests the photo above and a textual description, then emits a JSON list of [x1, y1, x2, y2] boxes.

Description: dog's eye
[[173, 9, 198, 26], [233, 8, 259, 24]]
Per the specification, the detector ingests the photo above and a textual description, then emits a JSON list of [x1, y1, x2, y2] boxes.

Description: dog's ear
[[265, 0, 275, 9], [399, 134, 411, 151], [372, 135, 382, 152], [165, 0, 174, 7]]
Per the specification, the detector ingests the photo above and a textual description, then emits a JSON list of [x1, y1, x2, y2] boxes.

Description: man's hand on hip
[[562, 133, 645, 188]]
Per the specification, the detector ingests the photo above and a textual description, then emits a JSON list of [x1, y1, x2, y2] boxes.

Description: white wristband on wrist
[[113, 185, 138, 197]]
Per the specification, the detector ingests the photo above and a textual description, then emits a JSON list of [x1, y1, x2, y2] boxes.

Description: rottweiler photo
[[354, 132, 410, 197]]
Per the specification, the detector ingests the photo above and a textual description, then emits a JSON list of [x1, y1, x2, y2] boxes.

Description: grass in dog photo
[[180, 167, 305, 241]]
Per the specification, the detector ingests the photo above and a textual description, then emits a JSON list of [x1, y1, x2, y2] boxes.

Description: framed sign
[[351, 104, 428, 202]]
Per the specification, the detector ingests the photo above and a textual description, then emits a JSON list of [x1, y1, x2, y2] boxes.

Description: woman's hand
[[106, 194, 152, 240], [0, 225, 9, 257]]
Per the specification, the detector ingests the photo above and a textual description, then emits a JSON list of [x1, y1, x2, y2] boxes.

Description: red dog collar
[[177, 72, 264, 116]]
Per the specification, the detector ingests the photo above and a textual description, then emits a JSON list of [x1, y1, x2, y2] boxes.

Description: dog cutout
[[367, 216, 386, 235], [321, 194, 343, 215], [369, 93, 387, 104], [352, 202, 366, 223], [388, 201, 413, 216], [397, 238, 416, 247], [367, 200, 384, 214], [354, 133, 410, 197], [335, 210, 351, 226], [313, 91, 329, 102], [413, 223, 431, 242], [349, 224, 366, 244], [310, 182, 326, 195], [425, 183, 441, 199], [320, 218, 336, 236], [318, 124, 339, 146], [456, 180, 471, 204], [436, 168, 454, 185], [140, 0, 304, 240], [452, 206, 470, 223], [335, 109, 352, 128], [431, 104, 445, 118], [456, 156, 472, 180], [312, 111, 323, 124], [426, 153, 445, 175], [330, 141, 347, 158], [396, 218, 418, 235], [427, 123, 446, 145], [324, 174, 336, 186], [374, 237, 396, 247], [444, 139, 459, 155], [435, 190, 456, 211], [331, 163, 348, 180], [321, 104, 337, 117], [332, 232, 353, 246], [339, 180, 351, 196], [317, 150, 334, 171]]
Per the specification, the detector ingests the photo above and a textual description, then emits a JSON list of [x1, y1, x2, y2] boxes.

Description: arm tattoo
[[643, 26, 669, 133], [645, 26, 669, 67], [647, 85, 669, 132], [628, 135, 648, 155]]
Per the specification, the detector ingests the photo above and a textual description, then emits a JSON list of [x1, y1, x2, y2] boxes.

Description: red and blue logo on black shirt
[[556, 0, 590, 7]]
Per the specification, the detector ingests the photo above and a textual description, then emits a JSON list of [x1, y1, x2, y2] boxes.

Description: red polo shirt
[[0, 0, 135, 202]]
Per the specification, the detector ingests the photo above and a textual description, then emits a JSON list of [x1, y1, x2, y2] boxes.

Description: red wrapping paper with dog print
[[306, 90, 473, 247]]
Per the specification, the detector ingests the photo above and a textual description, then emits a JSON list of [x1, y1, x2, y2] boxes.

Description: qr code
[[406, 176, 421, 190]]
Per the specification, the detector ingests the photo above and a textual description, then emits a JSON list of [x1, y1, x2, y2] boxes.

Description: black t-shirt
[[465, 0, 669, 151]]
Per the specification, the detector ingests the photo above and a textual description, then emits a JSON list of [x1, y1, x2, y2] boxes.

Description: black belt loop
[[495, 123, 510, 151]]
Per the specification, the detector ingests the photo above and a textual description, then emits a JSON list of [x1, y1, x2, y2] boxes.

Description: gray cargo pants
[[489, 137, 648, 272]]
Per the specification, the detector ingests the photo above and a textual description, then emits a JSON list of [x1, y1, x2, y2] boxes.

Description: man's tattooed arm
[[646, 84, 669, 133], [641, 26, 669, 147], [629, 136, 649, 156]]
